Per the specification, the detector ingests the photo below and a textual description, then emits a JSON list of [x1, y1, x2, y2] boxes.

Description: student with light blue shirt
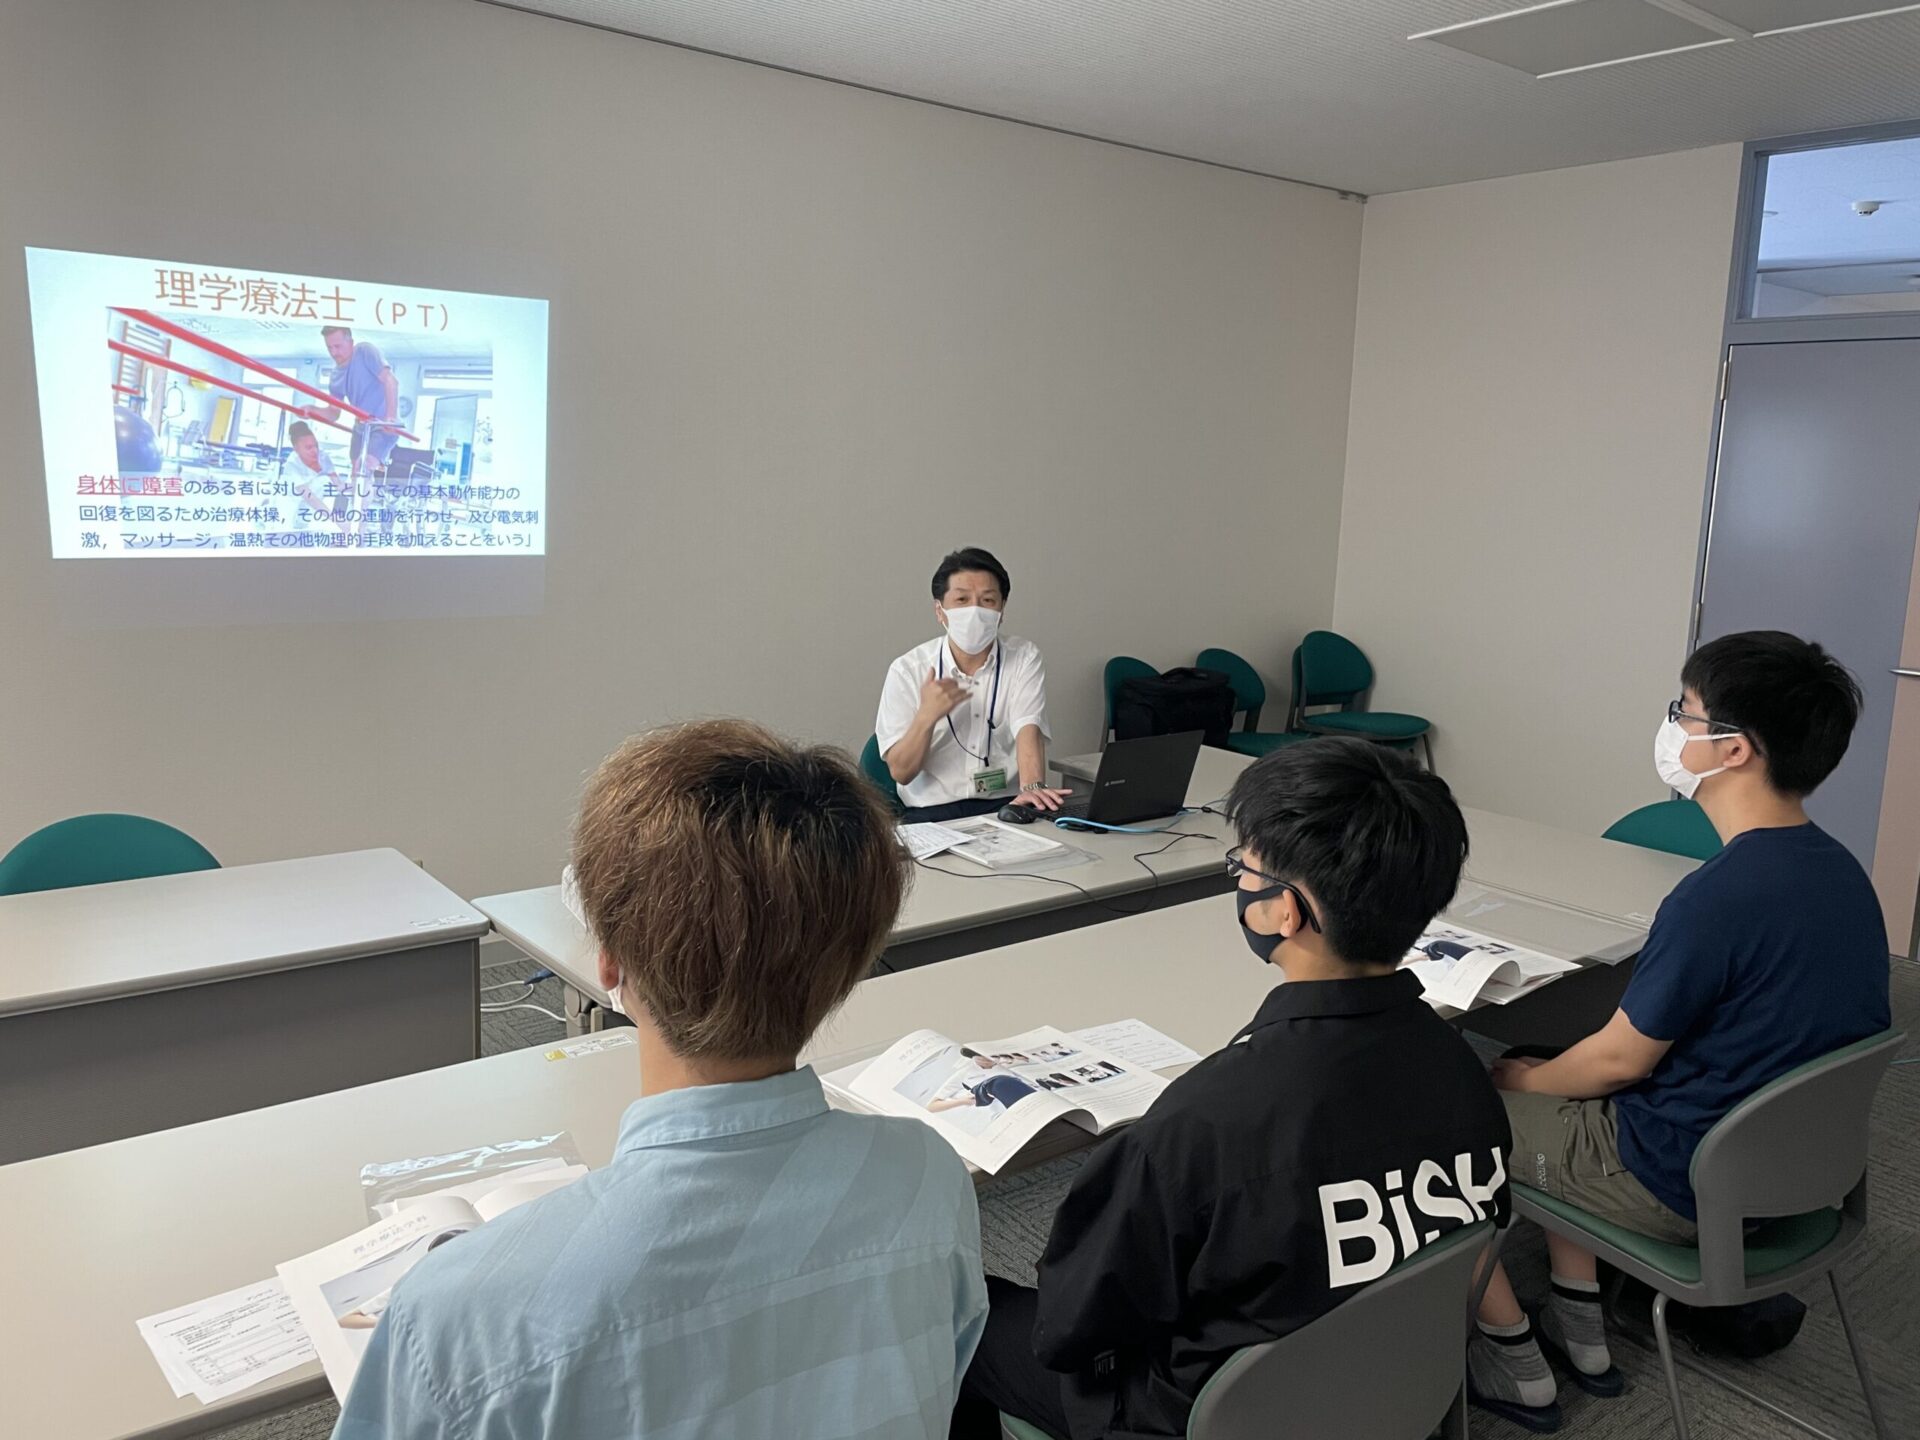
[[333, 719, 988, 1440]]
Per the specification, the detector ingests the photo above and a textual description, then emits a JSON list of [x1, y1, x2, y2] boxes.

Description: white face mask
[[1653, 716, 1737, 799], [942, 604, 1002, 656]]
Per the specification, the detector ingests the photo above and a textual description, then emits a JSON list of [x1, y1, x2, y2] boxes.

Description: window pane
[[1749, 134, 1920, 319]]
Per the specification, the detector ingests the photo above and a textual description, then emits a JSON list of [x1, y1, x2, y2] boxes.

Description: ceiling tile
[[1683, 1, 1920, 37], [1415, 0, 1727, 78]]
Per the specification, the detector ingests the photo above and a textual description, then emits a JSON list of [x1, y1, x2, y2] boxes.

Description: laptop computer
[[1051, 730, 1205, 828]]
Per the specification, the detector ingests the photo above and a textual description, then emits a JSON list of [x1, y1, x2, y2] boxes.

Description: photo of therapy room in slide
[[107, 309, 496, 545]]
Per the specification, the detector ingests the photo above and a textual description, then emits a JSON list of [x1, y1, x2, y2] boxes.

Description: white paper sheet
[[1071, 1019, 1202, 1071], [136, 1277, 315, 1405], [899, 821, 971, 860]]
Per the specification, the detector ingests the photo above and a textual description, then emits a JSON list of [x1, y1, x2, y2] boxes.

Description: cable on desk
[[482, 1000, 569, 1025], [913, 830, 1218, 919]]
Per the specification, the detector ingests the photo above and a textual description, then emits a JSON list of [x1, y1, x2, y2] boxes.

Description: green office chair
[[1195, 648, 1309, 758], [1001, 1221, 1493, 1440], [1289, 631, 1434, 769], [1514, 1030, 1903, 1440], [858, 736, 905, 817], [0, 813, 219, 896], [1103, 655, 1157, 749], [1603, 799, 1723, 862]]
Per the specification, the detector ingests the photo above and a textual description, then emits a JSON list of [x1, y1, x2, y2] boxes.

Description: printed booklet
[[823, 1025, 1167, 1173], [1401, 922, 1579, 1009], [278, 1163, 587, 1400]]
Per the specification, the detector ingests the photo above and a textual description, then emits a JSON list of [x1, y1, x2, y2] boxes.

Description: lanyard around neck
[[939, 641, 1002, 764]]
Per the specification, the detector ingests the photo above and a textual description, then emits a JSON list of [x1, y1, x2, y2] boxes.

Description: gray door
[[1699, 338, 1920, 870]]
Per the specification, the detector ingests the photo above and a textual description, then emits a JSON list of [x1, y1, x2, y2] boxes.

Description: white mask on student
[[604, 979, 627, 1018], [942, 604, 1002, 656], [1653, 716, 1737, 799]]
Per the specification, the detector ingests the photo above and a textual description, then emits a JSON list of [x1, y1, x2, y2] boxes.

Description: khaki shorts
[[1503, 1091, 1698, 1246]]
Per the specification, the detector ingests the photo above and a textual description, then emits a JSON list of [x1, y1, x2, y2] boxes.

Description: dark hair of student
[[931, 548, 1011, 602], [1225, 737, 1468, 968], [287, 421, 314, 444], [320, 325, 352, 340], [959, 1047, 982, 1059], [1681, 631, 1862, 798]]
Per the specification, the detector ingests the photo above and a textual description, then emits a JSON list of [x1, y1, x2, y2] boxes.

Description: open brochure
[[278, 1167, 587, 1401], [939, 817, 1072, 869], [824, 1025, 1167, 1174], [1401, 922, 1579, 1009]]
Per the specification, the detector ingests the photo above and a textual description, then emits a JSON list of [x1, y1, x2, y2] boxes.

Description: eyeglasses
[[1225, 847, 1322, 933], [1667, 698, 1741, 735]]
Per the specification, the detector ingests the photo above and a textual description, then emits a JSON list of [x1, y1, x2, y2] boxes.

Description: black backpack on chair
[[1111, 667, 1236, 748]]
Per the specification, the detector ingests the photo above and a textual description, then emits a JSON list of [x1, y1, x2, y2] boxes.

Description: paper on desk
[[544, 1029, 637, 1061], [136, 1277, 315, 1406], [384, 1158, 590, 1221], [1072, 1019, 1201, 1071], [899, 822, 970, 860]]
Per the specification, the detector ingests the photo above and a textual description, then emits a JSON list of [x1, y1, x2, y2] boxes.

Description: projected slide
[[25, 248, 547, 558]]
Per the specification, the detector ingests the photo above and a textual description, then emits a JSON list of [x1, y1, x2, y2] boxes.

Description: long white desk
[[1063, 744, 1692, 935], [0, 1033, 642, 1440], [2, 823, 1692, 1440], [476, 753, 1247, 1032], [0, 849, 489, 1164]]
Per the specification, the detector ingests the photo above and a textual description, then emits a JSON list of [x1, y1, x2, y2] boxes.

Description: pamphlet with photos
[[1400, 923, 1579, 1009], [823, 1025, 1167, 1173]]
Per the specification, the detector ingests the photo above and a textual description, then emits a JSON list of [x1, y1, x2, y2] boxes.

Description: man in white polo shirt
[[877, 548, 1071, 823]]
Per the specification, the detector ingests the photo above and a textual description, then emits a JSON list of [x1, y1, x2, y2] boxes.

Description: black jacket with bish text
[[1031, 970, 1512, 1440]]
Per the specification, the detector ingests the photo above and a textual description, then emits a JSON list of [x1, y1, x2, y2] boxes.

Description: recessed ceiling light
[[1410, 0, 1731, 79]]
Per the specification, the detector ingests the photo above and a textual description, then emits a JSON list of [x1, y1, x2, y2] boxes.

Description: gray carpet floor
[[209, 955, 1920, 1440]]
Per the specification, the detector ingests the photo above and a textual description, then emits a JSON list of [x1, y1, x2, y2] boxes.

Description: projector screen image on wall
[[25, 248, 548, 558]]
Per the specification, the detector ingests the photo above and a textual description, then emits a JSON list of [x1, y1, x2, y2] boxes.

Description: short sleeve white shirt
[[876, 635, 1051, 808]]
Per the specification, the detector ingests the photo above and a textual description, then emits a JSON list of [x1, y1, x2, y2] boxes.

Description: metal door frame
[[1691, 118, 1920, 650]]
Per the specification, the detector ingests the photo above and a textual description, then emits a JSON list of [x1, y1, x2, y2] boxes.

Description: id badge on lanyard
[[942, 644, 1005, 793]]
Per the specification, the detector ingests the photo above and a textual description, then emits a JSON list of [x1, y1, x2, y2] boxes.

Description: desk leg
[[561, 982, 592, 1038]]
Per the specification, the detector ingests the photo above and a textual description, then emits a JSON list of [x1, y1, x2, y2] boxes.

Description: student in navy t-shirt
[[1468, 631, 1891, 1432]]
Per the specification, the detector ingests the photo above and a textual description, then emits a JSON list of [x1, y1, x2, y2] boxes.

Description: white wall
[[0, 0, 1361, 897], [1335, 146, 1742, 834]]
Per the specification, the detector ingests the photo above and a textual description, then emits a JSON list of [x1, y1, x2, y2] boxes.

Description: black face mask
[[1237, 882, 1291, 963]]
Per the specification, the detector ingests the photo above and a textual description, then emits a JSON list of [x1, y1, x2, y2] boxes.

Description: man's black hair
[[1225, 737, 1467, 967], [931, 548, 1011, 602], [1681, 631, 1861, 798]]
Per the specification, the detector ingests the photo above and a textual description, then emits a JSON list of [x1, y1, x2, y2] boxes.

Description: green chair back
[[1103, 655, 1158, 742], [1294, 630, 1374, 708], [858, 736, 905, 817], [1001, 1222, 1492, 1440], [1190, 1220, 1491, 1438], [0, 813, 219, 896], [1684, 1028, 1901, 1295], [1196, 647, 1267, 729], [1602, 799, 1722, 862], [1513, 1029, 1904, 1440]]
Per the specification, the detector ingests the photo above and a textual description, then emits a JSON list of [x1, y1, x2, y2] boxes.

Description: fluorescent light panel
[[1411, 0, 1731, 78]]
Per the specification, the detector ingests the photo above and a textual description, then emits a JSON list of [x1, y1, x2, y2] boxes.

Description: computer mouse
[[996, 803, 1037, 824]]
